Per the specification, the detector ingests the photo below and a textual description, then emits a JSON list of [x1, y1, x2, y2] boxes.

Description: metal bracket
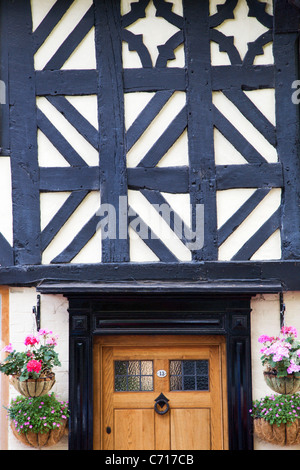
[[280, 292, 285, 329], [32, 294, 41, 331]]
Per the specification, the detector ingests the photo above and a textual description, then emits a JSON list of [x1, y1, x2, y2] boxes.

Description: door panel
[[114, 409, 154, 450], [171, 409, 210, 450], [93, 335, 228, 450]]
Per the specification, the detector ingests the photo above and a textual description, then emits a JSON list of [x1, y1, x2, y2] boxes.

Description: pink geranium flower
[[38, 329, 53, 337], [26, 359, 42, 374], [281, 326, 298, 338], [24, 335, 40, 347], [1, 343, 13, 353], [258, 326, 300, 376], [258, 335, 273, 344], [287, 361, 300, 374], [46, 335, 59, 346]]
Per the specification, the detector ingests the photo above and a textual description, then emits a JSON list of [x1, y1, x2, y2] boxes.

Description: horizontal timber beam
[[35, 65, 275, 96], [0, 261, 299, 290], [216, 163, 283, 189], [39, 167, 99, 191], [39, 164, 283, 193]]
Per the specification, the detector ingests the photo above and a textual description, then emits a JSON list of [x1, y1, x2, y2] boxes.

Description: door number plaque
[[157, 369, 167, 378]]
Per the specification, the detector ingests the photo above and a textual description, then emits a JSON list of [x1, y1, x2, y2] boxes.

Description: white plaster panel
[[156, 129, 188, 167], [210, 0, 274, 66], [65, 95, 98, 129], [33, 0, 95, 70], [253, 42, 274, 66], [31, 0, 57, 31], [209, 0, 227, 15], [129, 226, 160, 262], [40, 192, 71, 232], [214, 89, 276, 165], [212, 0, 272, 63], [128, 189, 191, 262], [218, 188, 281, 260], [213, 91, 277, 163], [0, 158, 13, 246], [244, 89, 276, 126], [37, 130, 70, 168], [61, 27, 96, 70], [250, 229, 281, 260], [122, 0, 184, 68], [125, 91, 188, 168], [37, 96, 99, 167], [124, 92, 155, 130], [214, 128, 248, 165], [161, 192, 191, 228], [71, 230, 102, 264], [210, 41, 231, 66], [41, 191, 101, 264], [217, 189, 256, 228]]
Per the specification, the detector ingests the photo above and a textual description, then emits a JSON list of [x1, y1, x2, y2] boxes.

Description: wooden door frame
[[93, 334, 229, 450], [67, 292, 253, 450]]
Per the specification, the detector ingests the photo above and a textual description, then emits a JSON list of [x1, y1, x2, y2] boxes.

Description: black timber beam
[[0, 261, 299, 290], [288, 0, 300, 13], [39, 164, 283, 193], [0, 0, 9, 155], [35, 66, 276, 96], [7, 0, 41, 265], [274, 1, 300, 259], [94, 0, 129, 262]]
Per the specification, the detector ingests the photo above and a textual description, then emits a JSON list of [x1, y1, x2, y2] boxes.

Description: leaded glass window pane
[[114, 360, 153, 392], [169, 360, 209, 391]]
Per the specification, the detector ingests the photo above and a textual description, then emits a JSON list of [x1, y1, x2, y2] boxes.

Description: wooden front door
[[93, 335, 228, 450]]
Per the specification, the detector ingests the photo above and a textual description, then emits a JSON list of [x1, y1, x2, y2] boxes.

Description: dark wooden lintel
[[37, 280, 282, 295], [0, 261, 298, 290]]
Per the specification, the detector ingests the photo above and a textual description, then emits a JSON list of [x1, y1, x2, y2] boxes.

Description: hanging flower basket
[[10, 372, 56, 397], [263, 370, 300, 394], [10, 416, 68, 448], [250, 393, 300, 446], [0, 329, 61, 397], [253, 418, 300, 446], [258, 325, 300, 393], [6, 393, 69, 449]]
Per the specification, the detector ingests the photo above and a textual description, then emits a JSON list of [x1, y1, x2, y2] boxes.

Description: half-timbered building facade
[[0, 0, 300, 450]]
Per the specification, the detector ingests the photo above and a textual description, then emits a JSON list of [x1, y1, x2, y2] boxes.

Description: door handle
[[154, 393, 170, 415]]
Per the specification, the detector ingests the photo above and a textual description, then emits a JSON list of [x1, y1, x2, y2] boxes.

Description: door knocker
[[154, 393, 170, 415]]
